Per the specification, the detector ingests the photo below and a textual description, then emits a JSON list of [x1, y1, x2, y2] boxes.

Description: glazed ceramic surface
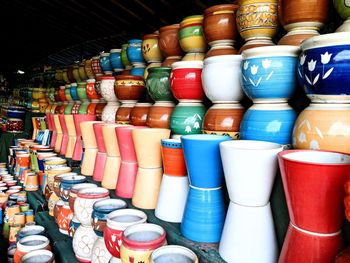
[[68, 183, 98, 213], [146, 67, 174, 102], [161, 139, 187, 176], [121, 44, 132, 68], [278, 29, 319, 46], [158, 24, 183, 58], [241, 45, 300, 103], [92, 56, 103, 77], [73, 224, 98, 262], [298, 33, 350, 102], [146, 102, 175, 129], [127, 39, 145, 65], [130, 66, 146, 77], [100, 53, 113, 75], [179, 15, 207, 53], [114, 75, 145, 103], [60, 174, 86, 202], [115, 103, 135, 124], [142, 34, 163, 63], [130, 103, 152, 126], [151, 245, 198, 263], [110, 48, 124, 72]]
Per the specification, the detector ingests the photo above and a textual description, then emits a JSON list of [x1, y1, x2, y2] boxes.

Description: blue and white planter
[[298, 32, 350, 103], [99, 53, 113, 75], [127, 39, 145, 66], [241, 45, 300, 103], [110, 49, 124, 72]]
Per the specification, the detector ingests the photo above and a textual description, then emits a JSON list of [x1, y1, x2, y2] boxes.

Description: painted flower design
[[321, 52, 332, 64], [250, 65, 259, 75], [262, 59, 271, 69], [193, 122, 200, 129], [93, 246, 106, 263], [308, 60, 316, 72], [79, 235, 93, 254], [243, 61, 249, 70], [299, 54, 306, 65], [185, 126, 192, 133]]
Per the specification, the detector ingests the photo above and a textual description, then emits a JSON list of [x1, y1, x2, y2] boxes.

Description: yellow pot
[[142, 34, 163, 63]]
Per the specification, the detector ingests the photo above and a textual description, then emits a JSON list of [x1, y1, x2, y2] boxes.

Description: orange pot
[[161, 139, 187, 176]]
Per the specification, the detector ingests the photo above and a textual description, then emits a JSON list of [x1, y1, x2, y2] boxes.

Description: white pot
[[220, 140, 284, 206], [91, 236, 112, 263], [73, 224, 98, 262], [219, 202, 278, 263], [155, 174, 189, 223], [202, 55, 243, 103]]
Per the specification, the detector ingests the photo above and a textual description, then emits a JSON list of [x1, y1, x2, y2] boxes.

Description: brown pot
[[146, 102, 175, 129], [279, 0, 329, 31], [238, 39, 275, 54], [130, 103, 153, 126], [161, 56, 182, 67], [95, 102, 106, 121], [159, 24, 183, 58], [278, 29, 319, 46], [116, 103, 136, 124], [67, 66, 76, 83], [206, 45, 238, 58], [203, 104, 245, 139], [114, 75, 145, 102], [203, 4, 239, 46]]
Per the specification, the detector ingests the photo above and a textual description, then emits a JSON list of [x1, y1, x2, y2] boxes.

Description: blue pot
[[181, 134, 231, 188], [181, 186, 226, 242], [70, 83, 79, 101], [7, 110, 26, 119], [127, 39, 145, 65], [99, 53, 113, 74], [130, 66, 145, 76], [110, 49, 124, 72], [241, 46, 299, 103], [92, 199, 127, 237], [240, 104, 297, 145], [60, 174, 86, 202]]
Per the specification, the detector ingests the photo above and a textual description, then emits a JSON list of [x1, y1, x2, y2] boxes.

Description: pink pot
[[59, 114, 69, 155], [278, 150, 350, 233], [116, 162, 138, 198], [93, 123, 107, 182], [50, 115, 57, 149]]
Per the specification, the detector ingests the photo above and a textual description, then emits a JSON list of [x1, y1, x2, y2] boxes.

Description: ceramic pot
[[181, 134, 231, 188], [158, 24, 183, 58], [181, 186, 226, 242], [13, 235, 50, 263], [219, 201, 278, 263], [104, 209, 147, 259], [170, 61, 204, 101], [298, 33, 350, 103], [93, 123, 107, 182], [170, 102, 206, 135], [279, 224, 343, 263], [240, 103, 297, 145], [58, 114, 68, 155], [24, 174, 39, 192], [76, 82, 88, 101], [53, 115, 63, 153], [79, 62, 88, 81], [57, 202, 73, 235], [7, 118, 24, 133], [73, 224, 98, 262], [220, 140, 284, 206], [206, 45, 238, 57], [91, 236, 112, 263], [120, 223, 166, 263], [74, 187, 110, 226], [241, 45, 300, 103], [278, 149, 350, 233], [114, 75, 145, 103], [151, 245, 198, 263], [334, 0, 350, 32], [130, 64, 146, 77], [68, 183, 98, 213], [95, 102, 106, 121], [100, 53, 113, 75], [17, 225, 45, 243], [84, 59, 95, 79], [60, 174, 87, 202], [155, 174, 189, 223], [278, 29, 319, 46], [203, 4, 239, 46], [53, 173, 73, 197], [73, 115, 97, 162], [121, 44, 132, 68], [92, 56, 103, 77], [64, 114, 76, 158], [179, 15, 207, 53], [68, 216, 81, 238], [292, 103, 350, 153], [236, 0, 278, 41], [147, 102, 175, 129], [161, 139, 187, 176], [100, 76, 119, 123], [20, 249, 54, 263], [69, 83, 79, 102], [127, 39, 145, 66], [279, 0, 329, 31], [142, 34, 163, 63], [48, 192, 60, 216], [239, 38, 275, 53], [130, 103, 152, 126], [203, 104, 244, 139], [110, 48, 124, 72]]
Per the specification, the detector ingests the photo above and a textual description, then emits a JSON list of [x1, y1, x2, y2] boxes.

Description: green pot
[[334, 0, 350, 20], [121, 43, 132, 68], [77, 82, 88, 100], [64, 103, 74, 115], [78, 101, 89, 114], [170, 102, 206, 135], [64, 85, 73, 102], [146, 67, 174, 102]]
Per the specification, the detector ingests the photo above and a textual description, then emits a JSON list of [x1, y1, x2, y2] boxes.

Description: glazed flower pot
[[278, 224, 343, 263], [202, 55, 243, 103], [69, 216, 81, 238], [181, 186, 226, 242], [20, 250, 54, 263], [121, 43, 132, 68], [13, 235, 50, 263], [68, 183, 98, 214], [73, 224, 98, 262], [53, 173, 74, 197], [241, 45, 300, 103], [58, 114, 69, 155], [120, 223, 166, 263], [130, 103, 152, 126], [161, 139, 187, 176], [114, 75, 145, 103], [151, 245, 198, 263], [127, 39, 145, 66], [240, 103, 297, 145], [57, 202, 73, 235], [179, 15, 207, 53], [115, 102, 135, 124], [92, 56, 103, 77], [131, 65, 146, 77], [110, 48, 124, 72], [100, 76, 119, 123], [84, 60, 95, 79], [91, 236, 112, 263], [292, 103, 350, 153], [219, 202, 278, 263], [203, 104, 244, 139], [77, 82, 89, 101], [155, 174, 189, 223], [93, 123, 107, 182], [181, 134, 231, 188], [74, 187, 110, 226], [64, 114, 76, 158], [170, 102, 206, 135], [7, 118, 24, 133], [170, 61, 204, 101], [144, 62, 162, 79], [142, 34, 163, 63], [146, 67, 174, 102], [70, 83, 79, 101], [278, 28, 319, 46], [60, 174, 87, 202], [79, 62, 88, 81], [298, 33, 350, 103], [53, 115, 63, 153], [278, 149, 350, 233], [220, 140, 284, 206], [205, 45, 238, 57], [158, 24, 183, 59], [147, 102, 175, 129], [100, 53, 113, 75], [203, 4, 239, 46], [104, 209, 147, 259]]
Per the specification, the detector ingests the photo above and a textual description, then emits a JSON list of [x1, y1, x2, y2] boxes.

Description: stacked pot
[[127, 39, 147, 77], [142, 33, 163, 79], [100, 76, 119, 123]]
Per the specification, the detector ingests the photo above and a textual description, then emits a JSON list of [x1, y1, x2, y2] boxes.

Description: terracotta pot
[[130, 103, 152, 126], [161, 139, 187, 176], [93, 123, 107, 182], [146, 102, 175, 129], [239, 39, 275, 54], [53, 173, 73, 197], [206, 45, 238, 58], [84, 60, 95, 79], [142, 34, 163, 63], [95, 102, 106, 121], [116, 102, 136, 124], [13, 235, 50, 263], [79, 62, 88, 81], [203, 4, 239, 46], [278, 29, 320, 46], [67, 66, 76, 83], [161, 56, 182, 67], [60, 174, 87, 202], [158, 24, 183, 58], [64, 114, 76, 158], [57, 202, 73, 235], [86, 78, 101, 100], [73, 65, 82, 83], [58, 114, 68, 155], [179, 15, 207, 53], [114, 75, 145, 103]]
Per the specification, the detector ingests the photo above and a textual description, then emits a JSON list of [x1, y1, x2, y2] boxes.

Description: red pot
[[278, 150, 350, 233], [161, 139, 187, 176], [57, 203, 73, 235], [86, 79, 101, 100], [278, 224, 343, 263], [170, 61, 204, 101]]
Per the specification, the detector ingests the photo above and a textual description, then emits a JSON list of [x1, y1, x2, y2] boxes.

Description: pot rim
[[93, 198, 127, 212], [115, 74, 144, 81], [61, 174, 86, 184], [204, 3, 239, 15], [242, 45, 300, 58], [107, 208, 147, 229], [220, 140, 284, 151], [301, 32, 350, 50], [159, 24, 180, 32], [100, 52, 110, 57], [77, 187, 109, 199], [20, 249, 54, 262], [17, 235, 50, 252], [110, 48, 122, 53], [151, 245, 197, 261], [70, 183, 98, 194]]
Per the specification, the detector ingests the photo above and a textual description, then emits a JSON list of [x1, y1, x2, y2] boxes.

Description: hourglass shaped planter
[[92, 123, 107, 182], [64, 114, 76, 159], [100, 76, 119, 123], [53, 114, 63, 153], [58, 114, 69, 155]]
